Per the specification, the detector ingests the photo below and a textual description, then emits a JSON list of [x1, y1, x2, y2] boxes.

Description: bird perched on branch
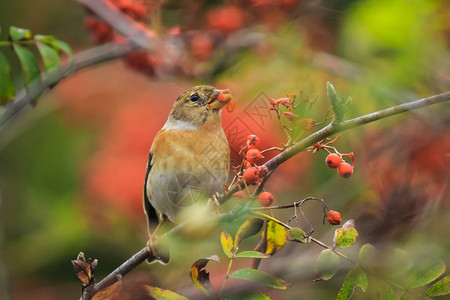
[[144, 85, 233, 263]]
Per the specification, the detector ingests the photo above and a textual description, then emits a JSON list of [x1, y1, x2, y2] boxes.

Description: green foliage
[[426, 275, 450, 297], [0, 52, 14, 104], [333, 225, 358, 249], [337, 267, 368, 300], [286, 227, 308, 243], [326, 82, 352, 123], [229, 268, 290, 290], [0, 26, 73, 105], [406, 258, 446, 288], [314, 249, 340, 281], [378, 281, 395, 300], [234, 218, 264, 249], [233, 251, 269, 259]]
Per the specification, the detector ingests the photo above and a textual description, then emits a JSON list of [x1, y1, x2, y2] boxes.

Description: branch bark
[[79, 91, 449, 299]]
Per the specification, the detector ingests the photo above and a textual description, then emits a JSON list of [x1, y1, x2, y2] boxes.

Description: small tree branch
[[0, 40, 140, 131], [80, 247, 151, 300], [76, 0, 157, 50], [220, 91, 450, 203]]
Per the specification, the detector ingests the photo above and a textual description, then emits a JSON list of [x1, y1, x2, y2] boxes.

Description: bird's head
[[167, 85, 233, 129]]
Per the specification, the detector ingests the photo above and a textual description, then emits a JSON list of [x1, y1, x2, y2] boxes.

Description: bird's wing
[[143, 151, 159, 231]]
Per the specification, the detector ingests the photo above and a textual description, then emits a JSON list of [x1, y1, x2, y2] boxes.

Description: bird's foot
[[146, 238, 170, 264]]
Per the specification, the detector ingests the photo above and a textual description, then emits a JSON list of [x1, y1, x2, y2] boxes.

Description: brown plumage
[[143, 85, 231, 262]]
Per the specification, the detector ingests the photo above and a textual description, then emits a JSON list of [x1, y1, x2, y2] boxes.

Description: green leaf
[[0, 52, 15, 104], [336, 267, 368, 300], [229, 268, 290, 290], [12, 44, 41, 85], [400, 292, 411, 300], [407, 258, 446, 288], [224, 291, 271, 300], [334, 226, 358, 249], [314, 249, 340, 281], [220, 232, 235, 258], [378, 281, 395, 300], [234, 218, 264, 248], [326, 81, 352, 122], [145, 286, 188, 300], [358, 244, 376, 267], [234, 251, 270, 259], [35, 36, 61, 73], [388, 248, 412, 277], [426, 275, 450, 297], [48, 39, 73, 63], [9, 26, 32, 41], [190, 255, 219, 297], [286, 227, 308, 243], [265, 221, 287, 255]]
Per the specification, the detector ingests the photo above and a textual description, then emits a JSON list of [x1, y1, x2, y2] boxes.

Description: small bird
[[143, 85, 232, 262]]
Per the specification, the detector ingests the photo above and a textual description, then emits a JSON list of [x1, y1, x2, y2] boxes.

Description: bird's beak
[[208, 89, 233, 110]]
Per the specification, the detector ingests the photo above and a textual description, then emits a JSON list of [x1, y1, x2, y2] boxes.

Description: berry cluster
[[83, 0, 159, 75], [229, 134, 275, 207], [326, 153, 354, 178], [307, 137, 355, 178]]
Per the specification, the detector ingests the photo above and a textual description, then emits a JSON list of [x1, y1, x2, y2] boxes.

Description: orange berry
[[327, 210, 341, 225], [243, 167, 260, 185], [338, 162, 353, 178], [247, 135, 260, 148], [226, 99, 236, 113], [326, 153, 342, 169], [217, 89, 232, 102], [258, 192, 274, 207], [246, 148, 263, 164]]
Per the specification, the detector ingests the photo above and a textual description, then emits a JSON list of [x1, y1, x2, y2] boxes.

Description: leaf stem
[[219, 257, 234, 297]]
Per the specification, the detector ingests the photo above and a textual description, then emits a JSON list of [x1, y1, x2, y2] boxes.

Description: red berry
[[327, 210, 341, 225], [246, 148, 263, 164], [242, 167, 260, 185], [247, 135, 260, 148], [258, 192, 274, 207], [338, 162, 353, 178], [326, 153, 342, 169], [226, 99, 236, 113]]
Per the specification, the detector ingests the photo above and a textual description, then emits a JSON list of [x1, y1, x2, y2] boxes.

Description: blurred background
[[0, 0, 449, 299]]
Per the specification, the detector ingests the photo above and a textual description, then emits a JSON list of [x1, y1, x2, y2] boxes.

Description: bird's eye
[[190, 94, 199, 102]]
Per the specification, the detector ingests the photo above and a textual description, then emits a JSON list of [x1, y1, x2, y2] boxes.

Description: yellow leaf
[[265, 221, 287, 255]]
